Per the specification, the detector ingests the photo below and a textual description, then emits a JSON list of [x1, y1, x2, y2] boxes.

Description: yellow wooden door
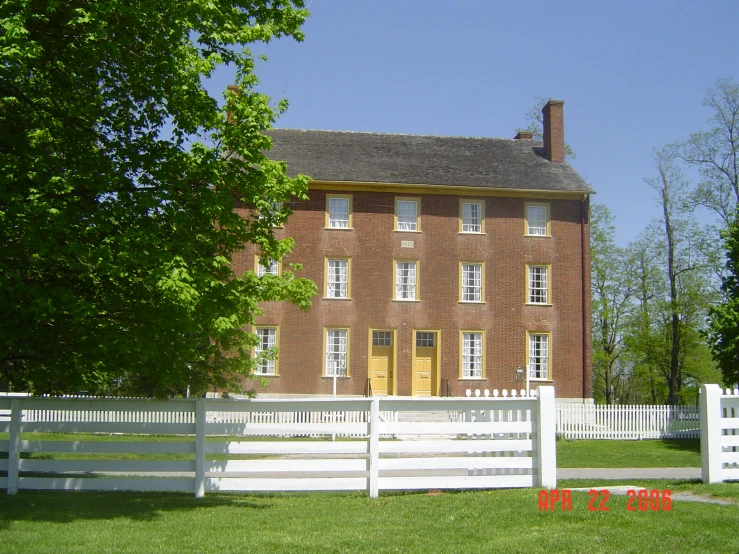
[[370, 345, 392, 395], [413, 348, 435, 397]]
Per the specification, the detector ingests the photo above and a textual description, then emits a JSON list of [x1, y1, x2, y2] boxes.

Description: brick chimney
[[542, 100, 565, 163], [514, 131, 533, 140]]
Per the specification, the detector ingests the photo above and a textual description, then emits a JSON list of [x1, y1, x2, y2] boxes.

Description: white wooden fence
[[556, 403, 700, 440], [700, 384, 739, 483], [0, 388, 556, 497]]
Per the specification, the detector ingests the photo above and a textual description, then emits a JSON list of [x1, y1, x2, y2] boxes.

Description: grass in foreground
[[557, 438, 701, 468], [1, 487, 737, 554]]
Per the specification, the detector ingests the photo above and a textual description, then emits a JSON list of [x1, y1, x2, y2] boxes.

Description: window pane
[[462, 203, 482, 233], [372, 331, 392, 346], [397, 200, 418, 231], [416, 332, 435, 347], [328, 197, 350, 228], [528, 266, 548, 303], [529, 334, 549, 380], [255, 328, 277, 375], [527, 206, 547, 236], [326, 330, 348, 376], [395, 261, 417, 299], [461, 263, 482, 302], [327, 260, 348, 298], [462, 332, 482, 378], [258, 258, 278, 277]]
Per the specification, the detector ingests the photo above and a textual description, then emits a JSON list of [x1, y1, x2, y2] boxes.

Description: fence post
[[536, 386, 556, 489], [367, 398, 379, 498], [195, 398, 206, 498], [7, 399, 21, 495], [700, 384, 723, 484]]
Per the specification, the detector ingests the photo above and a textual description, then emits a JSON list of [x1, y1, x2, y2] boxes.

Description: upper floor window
[[326, 258, 350, 299], [527, 265, 550, 304], [326, 195, 352, 229], [395, 198, 420, 231], [395, 260, 418, 300], [254, 327, 278, 375], [460, 263, 484, 302], [525, 203, 550, 236], [460, 201, 484, 233], [256, 256, 279, 277]]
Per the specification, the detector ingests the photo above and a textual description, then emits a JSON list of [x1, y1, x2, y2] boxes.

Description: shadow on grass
[[0, 490, 276, 531], [660, 439, 701, 454]]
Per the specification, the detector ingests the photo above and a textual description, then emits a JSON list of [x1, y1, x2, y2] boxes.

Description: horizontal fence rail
[[0, 389, 557, 497], [555, 403, 700, 440]]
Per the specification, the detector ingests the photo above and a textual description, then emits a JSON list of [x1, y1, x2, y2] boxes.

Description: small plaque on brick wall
[[401, 240, 414, 248]]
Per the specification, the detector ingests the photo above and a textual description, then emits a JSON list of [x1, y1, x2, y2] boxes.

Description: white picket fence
[[0, 389, 556, 497], [556, 403, 700, 440], [700, 385, 739, 483]]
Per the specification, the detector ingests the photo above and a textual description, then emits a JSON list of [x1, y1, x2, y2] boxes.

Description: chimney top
[[514, 131, 533, 140], [542, 100, 565, 163]]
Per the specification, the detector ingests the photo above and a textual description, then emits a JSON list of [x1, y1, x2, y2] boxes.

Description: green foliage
[[0, 1, 317, 396], [707, 214, 739, 387]]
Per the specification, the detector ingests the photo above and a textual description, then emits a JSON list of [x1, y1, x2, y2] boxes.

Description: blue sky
[[208, 0, 738, 245]]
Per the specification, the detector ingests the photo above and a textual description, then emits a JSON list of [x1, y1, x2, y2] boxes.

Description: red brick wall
[[232, 187, 591, 399]]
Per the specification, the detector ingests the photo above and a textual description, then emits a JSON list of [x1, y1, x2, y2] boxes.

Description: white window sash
[[327, 260, 348, 298], [528, 266, 548, 303], [462, 332, 482, 378], [462, 264, 482, 302], [258, 259, 278, 277], [527, 206, 547, 236], [328, 198, 350, 228], [462, 203, 482, 233], [397, 201, 418, 231], [326, 330, 347, 376], [529, 334, 549, 380], [254, 328, 277, 375], [395, 262, 417, 299]]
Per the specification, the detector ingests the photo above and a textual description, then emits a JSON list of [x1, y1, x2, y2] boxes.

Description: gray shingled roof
[[267, 129, 593, 194]]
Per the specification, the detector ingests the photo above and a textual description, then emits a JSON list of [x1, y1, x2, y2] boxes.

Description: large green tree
[[707, 214, 739, 387], [0, 1, 316, 396]]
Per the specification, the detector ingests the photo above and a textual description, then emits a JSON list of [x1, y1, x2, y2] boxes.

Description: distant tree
[[682, 78, 739, 224], [516, 96, 576, 160], [590, 204, 633, 404], [0, 1, 316, 397]]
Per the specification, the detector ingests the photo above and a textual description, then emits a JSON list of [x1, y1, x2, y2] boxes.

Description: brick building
[[232, 100, 594, 400]]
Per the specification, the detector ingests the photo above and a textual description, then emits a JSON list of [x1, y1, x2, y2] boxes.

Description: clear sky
[[207, 0, 738, 246]]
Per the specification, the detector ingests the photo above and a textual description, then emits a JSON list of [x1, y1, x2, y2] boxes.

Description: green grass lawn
[[1, 486, 737, 554], [557, 438, 701, 468]]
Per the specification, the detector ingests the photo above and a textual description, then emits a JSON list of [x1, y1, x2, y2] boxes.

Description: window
[[257, 257, 279, 277], [326, 258, 350, 298], [527, 265, 550, 304], [254, 327, 278, 375], [528, 333, 550, 380], [460, 201, 484, 233], [461, 331, 484, 378], [395, 260, 418, 300], [259, 201, 284, 227], [372, 331, 392, 346], [416, 332, 436, 347], [395, 198, 419, 231], [460, 263, 483, 302], [326, 195, 352, 229], [525, 203, 549, 236], [325, 329, 348, 376]]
